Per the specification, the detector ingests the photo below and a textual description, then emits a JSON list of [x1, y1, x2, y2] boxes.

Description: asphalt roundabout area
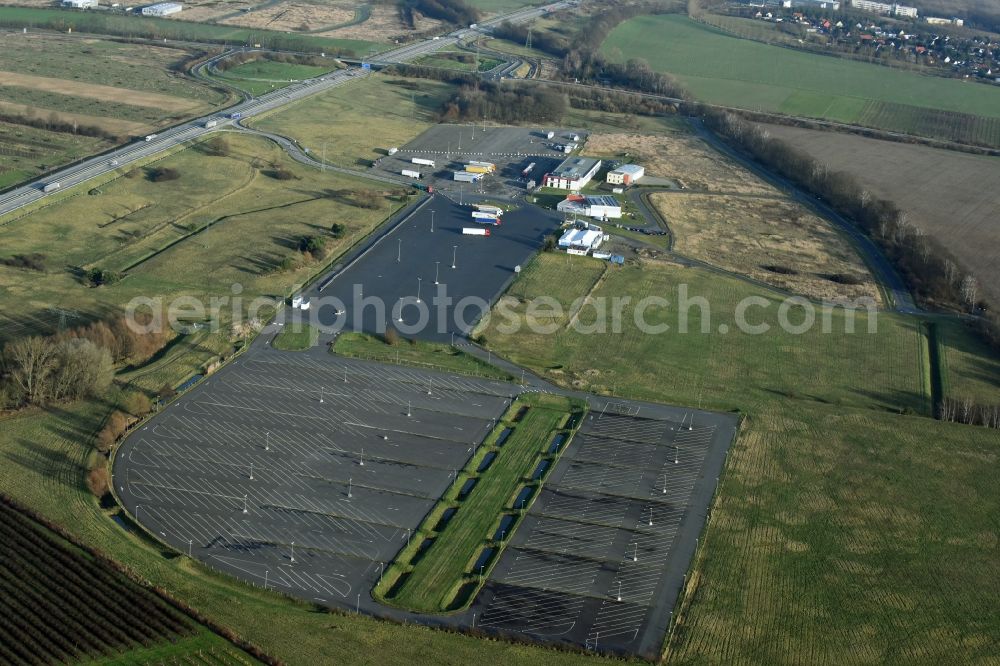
[[114, 340, 737, 659]]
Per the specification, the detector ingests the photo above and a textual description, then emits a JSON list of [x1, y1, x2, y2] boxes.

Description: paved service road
[[0, 1, 569, 218]]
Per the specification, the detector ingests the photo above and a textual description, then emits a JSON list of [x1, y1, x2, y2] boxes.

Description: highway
[[0, 1, 567, 218]]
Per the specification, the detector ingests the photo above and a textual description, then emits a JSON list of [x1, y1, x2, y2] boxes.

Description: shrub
[[123, 392, 152, 417], [384, 328, 401, 346], [298, 235, 326, 255], [147, 167, 181, 182], [330, 223, 346, 238], [86, 464, 110, 498]]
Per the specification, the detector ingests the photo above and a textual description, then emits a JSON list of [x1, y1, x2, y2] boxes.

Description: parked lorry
[[474, 204, 503, 216], [454, 171, 481, 183], [144, 134, 158, 142], [462, 227, 490, 236], [402, 169, 422, 179], [204, 119, 218, 128], [412, 157, 435, 167], [471, 211, 501, 222], [229, 112, 242, 120], [42, 182, 61, 193]]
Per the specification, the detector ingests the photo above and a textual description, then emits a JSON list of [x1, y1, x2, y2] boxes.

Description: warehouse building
[[62, 0, 99, 8], [606, 164, 645, 186], [557, 194, 622, 220], [543, 156, 602, 191], [558, 223, 606, 254], [141, 2, 182, 16]]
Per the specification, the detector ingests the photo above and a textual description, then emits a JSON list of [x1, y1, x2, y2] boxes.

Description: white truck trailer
[[462, 227, 490, 236], [402, 169, 422, 179], [412, 157, 435, 167]]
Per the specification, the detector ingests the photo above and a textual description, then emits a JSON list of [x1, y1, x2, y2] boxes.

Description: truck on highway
[[144, 134, 158, 142], [411, 157, 435, 167], [402, 169, 422, 179], [463, 227, 490, 236], [229, 112, 242, 120], [204, 119, 218, 128], [41, 182, 61, 193]]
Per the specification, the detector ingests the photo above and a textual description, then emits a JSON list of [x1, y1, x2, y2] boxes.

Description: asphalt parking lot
[[114, 339, 737, 658], [114, 345, 519, 608], [472, 406, 733, 658], [295, 194, 563, 342], [372, 125, 588, 197]]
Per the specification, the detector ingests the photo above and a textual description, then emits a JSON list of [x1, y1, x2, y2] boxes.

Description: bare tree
[[961, 276, 979, 313], [2, 336, 58, 404]]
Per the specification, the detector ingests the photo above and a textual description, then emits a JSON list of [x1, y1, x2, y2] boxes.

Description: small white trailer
[[462, 227, 490, 236], [411, 157, 435, 167], [402, 169, 422, 179]]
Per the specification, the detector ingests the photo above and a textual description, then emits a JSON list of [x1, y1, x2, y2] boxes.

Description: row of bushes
[[439, 83, 566, 123], [0, 109, 122, 142]]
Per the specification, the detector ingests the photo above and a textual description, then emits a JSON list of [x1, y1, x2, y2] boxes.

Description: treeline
[[440, 83, 566, 123], [694, 104, 999, 344], [405, 0, 479, 27], [938, 397, 1000, 429], [0, 110, 122, 142], [0, 313, 167, 409]]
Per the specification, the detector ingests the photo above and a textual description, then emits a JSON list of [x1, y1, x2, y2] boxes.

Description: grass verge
[[332, 331, 513, 380], [375, 393, 585, 613]]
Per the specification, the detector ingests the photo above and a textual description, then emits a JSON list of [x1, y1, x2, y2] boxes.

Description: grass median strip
[[374, 392, 587, 613], [332, 332, 513, 380]]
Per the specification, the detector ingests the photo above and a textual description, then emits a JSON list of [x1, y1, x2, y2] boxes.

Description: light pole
[[416, 277, 422, 304], [319, 386, 324, 403], [451, 245, 457, 269], [430, 209, 435, 233], [427, 377, 432, 395], [356, 593, 360, 614], [405, 528, 411, 546], [264, 570, 269, 588], [242, 494, 248, 514], [397, 238, 402, 263], [648, 506, 654, 526], [347, 477, 353, 499], [407, 400, 412, 417], [265, 430, 270, 451], [359, 448, 364, 467], [434, 261, 440, 285], [290, 541, 295, 563], [249, 462, 254, 481], [632, 542, 638, 562], [616, 579, 622, 602], [344, 368, 348, 383], [188, 539, 193, 557]]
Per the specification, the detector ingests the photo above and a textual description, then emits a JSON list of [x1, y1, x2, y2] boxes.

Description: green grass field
[[0, 7, 380, 55], [601, 15, 1000, 145], [377, 393, 579, 612], [272, 323, 320, 350], [0, 120, 110, 188], [0, 133, 405, 343], [414, 51, 505, 73], [333, 332, 513, 379], [0, 33, 229, 185], [212, 60, 339, 96], [484, 254, 928, 414], [251, 75, 454, 168], [480, 252, 1000, 663]]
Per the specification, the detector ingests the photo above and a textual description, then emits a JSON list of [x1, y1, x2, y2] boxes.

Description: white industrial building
[[141, 2, 182, 16], [62, 0, 99, 7], [557, 194, 622, 220], [850, 0, 917, 16], [606, 164, 645, 186], [558, 224, 606, 254], [543, 156, 602, 191]]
